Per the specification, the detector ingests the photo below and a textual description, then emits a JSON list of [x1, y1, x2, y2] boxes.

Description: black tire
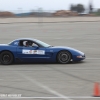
[[0, 51, 14, 65], [57, 51, 71, 64]]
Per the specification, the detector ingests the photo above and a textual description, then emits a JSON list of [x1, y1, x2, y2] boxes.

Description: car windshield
[[8, 39, 20, 46], [35, 39, 51, 47]]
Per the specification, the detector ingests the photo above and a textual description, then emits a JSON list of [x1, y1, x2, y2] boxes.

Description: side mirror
[[33, 45, 39, 49]]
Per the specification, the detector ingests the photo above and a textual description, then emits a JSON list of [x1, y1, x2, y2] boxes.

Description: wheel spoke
[[58, 51, 71, 64], [0, 51, 13, 65], [2, 54, 11, 63]]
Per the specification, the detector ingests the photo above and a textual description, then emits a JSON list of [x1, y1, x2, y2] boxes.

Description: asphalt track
[[0, 22, 100, 100]]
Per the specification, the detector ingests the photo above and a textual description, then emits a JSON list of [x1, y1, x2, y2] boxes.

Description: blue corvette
[[0, 38, 85, 65]]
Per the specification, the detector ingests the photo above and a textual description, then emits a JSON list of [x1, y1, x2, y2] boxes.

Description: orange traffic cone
[[93, 82, 100, 97]]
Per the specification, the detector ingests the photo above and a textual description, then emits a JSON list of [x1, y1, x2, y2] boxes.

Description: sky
[[0, 0, 100, 13]]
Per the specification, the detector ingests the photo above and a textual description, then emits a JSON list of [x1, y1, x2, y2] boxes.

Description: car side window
[[32, 43, 38, 47], [19, 40, 39, 47], [19, 40, 28, 47], [19, 40, 24, 46]]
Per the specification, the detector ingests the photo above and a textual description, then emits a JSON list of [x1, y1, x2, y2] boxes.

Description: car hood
[[50, 46, 84, 55]]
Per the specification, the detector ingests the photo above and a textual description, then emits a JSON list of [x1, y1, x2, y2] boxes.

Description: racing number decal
[[22, 50, 45, 55], [37, 50, 45, 55], [29, 50, 33, 54], [33, 50, 37, 54]]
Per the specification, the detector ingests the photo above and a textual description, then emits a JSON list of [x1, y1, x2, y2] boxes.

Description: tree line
[[70, 3, 93, 14]]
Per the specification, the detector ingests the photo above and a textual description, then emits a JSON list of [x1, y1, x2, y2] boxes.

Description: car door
[[17, 46, 52, 62]]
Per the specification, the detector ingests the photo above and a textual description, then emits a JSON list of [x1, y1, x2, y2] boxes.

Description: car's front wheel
[[0, 51, 14, 65], [57, 50, 71, 64]]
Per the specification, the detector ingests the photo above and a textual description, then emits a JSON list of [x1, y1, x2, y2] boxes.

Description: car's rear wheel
[[57, 50, 71, 64], [0, 51, 14, 65]]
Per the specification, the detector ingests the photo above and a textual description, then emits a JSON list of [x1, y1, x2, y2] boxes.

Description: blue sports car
[[0, 38, 85, 65]]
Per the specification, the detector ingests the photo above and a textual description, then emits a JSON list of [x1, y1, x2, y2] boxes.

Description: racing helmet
[[23, 41, 29, 46]]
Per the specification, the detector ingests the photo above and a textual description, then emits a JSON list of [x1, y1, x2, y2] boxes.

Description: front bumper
[[73, 54, 86, 61], [77, 54, 85, 58]]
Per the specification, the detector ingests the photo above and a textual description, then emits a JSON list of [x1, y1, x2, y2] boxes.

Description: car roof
[[9, 38, 39, 46], [14, 38, 37, 41]]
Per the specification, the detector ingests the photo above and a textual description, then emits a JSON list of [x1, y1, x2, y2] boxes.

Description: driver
[[23, 41, 29, 47]]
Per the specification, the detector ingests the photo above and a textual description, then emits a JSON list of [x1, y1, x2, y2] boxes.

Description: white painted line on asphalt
[[55, 38, 63, 39], [86, 58, 100, 60], [55, 38, 75, 40], [0, 96, 100, 99], [69, 96, 100, 98], [35, 37, 74, 39], [18, 73, 73, 100]]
